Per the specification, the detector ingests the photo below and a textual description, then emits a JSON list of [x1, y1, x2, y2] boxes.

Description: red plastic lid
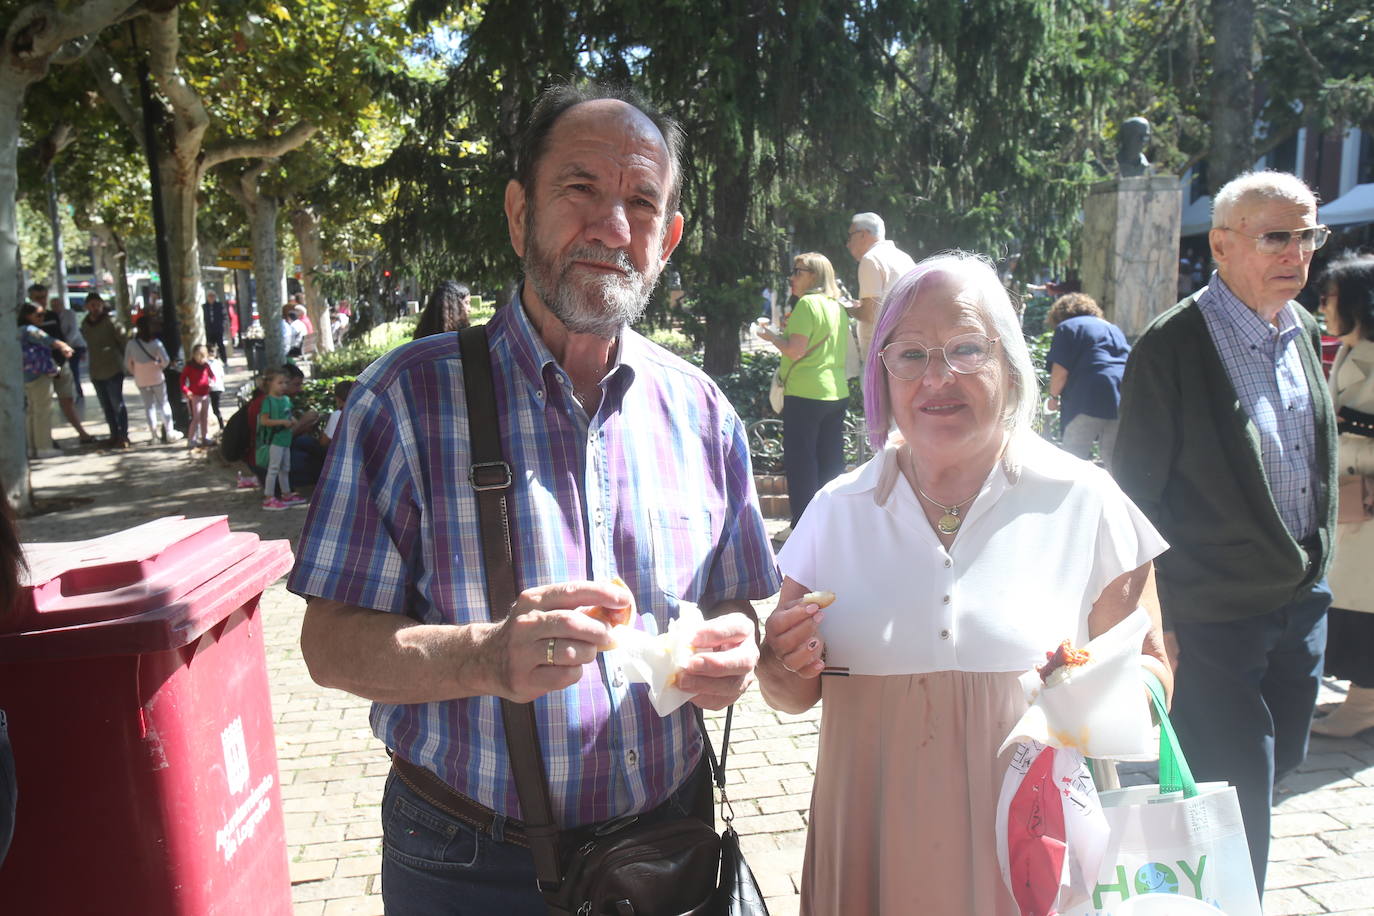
[[8, 516, 263, 634]]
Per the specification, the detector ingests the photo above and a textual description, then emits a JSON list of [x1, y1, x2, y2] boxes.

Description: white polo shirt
[[778, 434, 1166, 675]]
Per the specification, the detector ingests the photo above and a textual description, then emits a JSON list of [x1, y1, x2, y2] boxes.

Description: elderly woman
[[1045, 292, 1130, 467], [758, 252, 851, 537], [757, 252, 1173, 914], [1312, 254, 1374, 737]]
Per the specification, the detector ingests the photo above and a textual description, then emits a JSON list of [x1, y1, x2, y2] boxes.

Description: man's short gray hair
[[1211, 171, 1318, 229], [850, 212, 885, 241]]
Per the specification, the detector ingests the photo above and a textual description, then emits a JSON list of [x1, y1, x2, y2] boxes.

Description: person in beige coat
[[1314, 253, 1374, 736]]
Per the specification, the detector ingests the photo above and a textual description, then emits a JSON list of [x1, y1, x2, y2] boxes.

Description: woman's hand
[[763, 596, 827, 679]]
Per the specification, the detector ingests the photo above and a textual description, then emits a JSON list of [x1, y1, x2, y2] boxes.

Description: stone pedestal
[[1081, 176, 1183, 340]]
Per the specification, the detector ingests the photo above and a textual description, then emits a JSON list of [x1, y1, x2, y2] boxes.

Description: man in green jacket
[[1114, 171, 1336, 895], [80, 293, 131, 448]]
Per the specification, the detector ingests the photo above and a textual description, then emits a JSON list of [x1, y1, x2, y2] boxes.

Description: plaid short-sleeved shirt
[[289, 296, 780, 827], [1198, 273, 1320, 540]]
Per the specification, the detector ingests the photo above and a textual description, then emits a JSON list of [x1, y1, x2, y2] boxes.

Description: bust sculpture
[[1116, 117, 1152, 178]]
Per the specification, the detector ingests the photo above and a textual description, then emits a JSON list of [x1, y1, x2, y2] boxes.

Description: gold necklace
[[915, 485, 978, 535]]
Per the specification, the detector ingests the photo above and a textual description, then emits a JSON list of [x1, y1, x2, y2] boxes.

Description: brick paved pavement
[[15, 366, 1374, 915]]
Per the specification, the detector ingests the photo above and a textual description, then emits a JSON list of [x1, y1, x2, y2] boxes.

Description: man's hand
[[54, 341, 74, 358], [474, 580, 626, 703], [679, 612, 760, 710]]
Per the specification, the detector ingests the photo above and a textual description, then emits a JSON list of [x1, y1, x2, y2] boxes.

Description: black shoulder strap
[[458, 325, 563, 890]]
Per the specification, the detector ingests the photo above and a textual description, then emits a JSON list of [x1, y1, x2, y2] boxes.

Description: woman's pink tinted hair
[[862, 251, 1039, 451]]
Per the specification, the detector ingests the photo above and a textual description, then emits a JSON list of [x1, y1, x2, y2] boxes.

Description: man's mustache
[[565, 244, 636, 277]]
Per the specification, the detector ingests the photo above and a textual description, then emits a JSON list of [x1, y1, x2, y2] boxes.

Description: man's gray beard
[[525, 238, 659, 340]]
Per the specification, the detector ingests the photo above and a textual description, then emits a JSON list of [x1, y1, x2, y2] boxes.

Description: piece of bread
[[800, 590, 836, 609], [583, 577, 635, 649]]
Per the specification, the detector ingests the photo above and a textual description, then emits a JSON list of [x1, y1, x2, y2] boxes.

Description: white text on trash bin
[[216, 773, 274, 863], [221, 717, 251, 795]]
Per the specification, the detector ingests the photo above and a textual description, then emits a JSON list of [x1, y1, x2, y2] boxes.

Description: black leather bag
[[549, 816, 723, 915], [458, 326, 768, 916]]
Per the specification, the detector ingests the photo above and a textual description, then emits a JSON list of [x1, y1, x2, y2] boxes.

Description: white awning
[[1322, 183, 1374, 227], [1181, 194, 1212, 236]]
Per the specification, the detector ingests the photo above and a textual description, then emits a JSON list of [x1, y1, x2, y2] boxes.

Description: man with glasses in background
[[1113, 171, 1336, 895], [845, 212, 915, 366]]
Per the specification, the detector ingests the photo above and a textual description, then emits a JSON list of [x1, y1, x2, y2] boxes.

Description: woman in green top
[[760, 252, 851, 532]]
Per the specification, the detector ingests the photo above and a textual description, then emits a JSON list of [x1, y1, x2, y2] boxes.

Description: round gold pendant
[[937, 512, 962, 535]]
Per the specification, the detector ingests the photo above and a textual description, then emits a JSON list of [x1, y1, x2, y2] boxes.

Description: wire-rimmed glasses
[[879, 333, 999, 380], [1219, 225, 1330, 255]]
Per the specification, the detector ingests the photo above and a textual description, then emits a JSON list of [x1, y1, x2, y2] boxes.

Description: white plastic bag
[[999, 608, 1156, 761], [995, 741, 1109, 915]]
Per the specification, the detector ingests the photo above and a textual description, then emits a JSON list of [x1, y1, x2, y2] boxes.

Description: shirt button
[[942, 595, 951, 604], [1301, 487, 1307, 494], [944, 558, 952, 568], [612, 669, 625, 688], [940, 629, 951, 640], [626, 749, 638, 766], [536, 390, 545, 400]]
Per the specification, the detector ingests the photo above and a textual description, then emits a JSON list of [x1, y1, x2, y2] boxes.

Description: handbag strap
[[459, 324, 736, 896], [1143, 671, 1197, 798], [458, 325, 562, 890]]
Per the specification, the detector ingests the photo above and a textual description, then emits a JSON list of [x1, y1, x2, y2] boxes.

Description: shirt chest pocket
[[647, 506, 716, 602]]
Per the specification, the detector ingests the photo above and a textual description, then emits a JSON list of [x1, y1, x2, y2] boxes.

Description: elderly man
[[291, 83, 779, 912], [845, 211, 916, 363], [1114, 171, 1336, 893]]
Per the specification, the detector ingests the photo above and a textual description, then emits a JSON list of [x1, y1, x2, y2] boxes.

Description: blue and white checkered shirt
[[288, 295, 779, 827], [1197, 272, 1320, 540]]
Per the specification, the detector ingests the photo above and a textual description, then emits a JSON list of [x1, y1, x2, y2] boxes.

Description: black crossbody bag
[[459, 325, 768, 916]]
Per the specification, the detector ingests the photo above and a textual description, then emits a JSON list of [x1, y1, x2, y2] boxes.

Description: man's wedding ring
[[546, 638, 557, 665]]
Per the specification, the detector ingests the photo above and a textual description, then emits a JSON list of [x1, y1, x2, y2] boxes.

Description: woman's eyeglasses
[[789, 267, 813, 277], [879, 334, 999, 379], [1219, 225, 1330, 255]]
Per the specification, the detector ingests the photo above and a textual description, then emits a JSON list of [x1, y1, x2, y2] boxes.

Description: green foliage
[[1026, 328, 1058, 441], [642, 326, 694, 358], [311, 316, 418, 377], [293, 375, 355, 416], [1021, 294, 1053, 339]]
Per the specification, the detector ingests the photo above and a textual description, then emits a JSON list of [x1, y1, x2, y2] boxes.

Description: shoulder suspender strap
[[457, 325, 563, 891]]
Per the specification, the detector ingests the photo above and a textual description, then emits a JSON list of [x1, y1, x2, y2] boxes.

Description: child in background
[[256, 368, 306, 510], [206, 352, 226, 432], [319, 379, 353, 449], [179, 344, 214, 449], [124, 314, 178, 444]]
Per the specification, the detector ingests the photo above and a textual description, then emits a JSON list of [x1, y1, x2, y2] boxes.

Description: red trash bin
[[0, 515, 295, 915]]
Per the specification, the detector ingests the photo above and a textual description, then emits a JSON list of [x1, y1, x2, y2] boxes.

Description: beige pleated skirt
[[800, 670, 1027, 916]]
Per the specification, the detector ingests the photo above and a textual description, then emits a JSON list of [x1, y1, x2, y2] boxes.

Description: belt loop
[[491, 813, 506, 843]]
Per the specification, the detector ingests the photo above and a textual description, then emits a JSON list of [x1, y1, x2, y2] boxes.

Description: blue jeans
[[380, 763, 708, 915], [91, 373, 129, 443], [1170, 580, 1331, 895], [782, 395, 849, 527]]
